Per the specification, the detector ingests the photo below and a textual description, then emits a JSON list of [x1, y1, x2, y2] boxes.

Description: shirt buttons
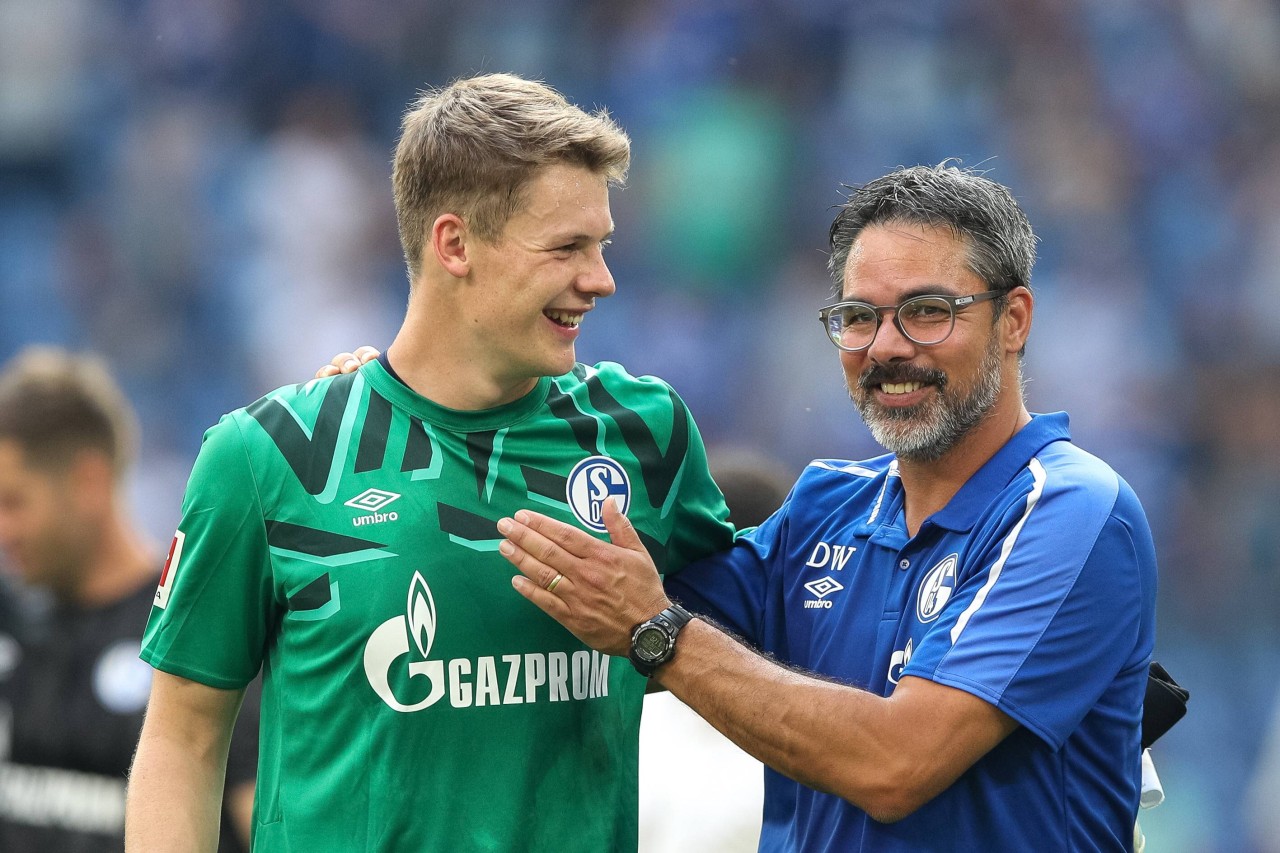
[[899, 559, 910, 570]]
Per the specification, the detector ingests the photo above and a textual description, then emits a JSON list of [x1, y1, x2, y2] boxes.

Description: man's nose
[[865, 311, 917, 363], [577, 248, 615, 298]]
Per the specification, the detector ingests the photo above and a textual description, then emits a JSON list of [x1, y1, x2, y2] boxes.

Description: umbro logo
[[346, 488, 401, 527], [803, 576, 844, 610]]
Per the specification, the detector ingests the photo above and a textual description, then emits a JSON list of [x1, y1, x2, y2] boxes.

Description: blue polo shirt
[[668, 413, 1157, 852]]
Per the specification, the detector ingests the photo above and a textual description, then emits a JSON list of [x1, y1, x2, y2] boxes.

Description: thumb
[[601, 495, 645, 553]]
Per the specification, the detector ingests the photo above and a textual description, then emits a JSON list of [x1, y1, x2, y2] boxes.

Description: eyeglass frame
[[818, 289, 1006, 352]]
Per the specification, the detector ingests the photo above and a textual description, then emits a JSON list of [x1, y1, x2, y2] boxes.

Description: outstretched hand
[[313, 345, 381, 379], [498, 497, 670, 657]]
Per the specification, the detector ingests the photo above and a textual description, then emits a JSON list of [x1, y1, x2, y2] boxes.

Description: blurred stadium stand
[[2, 1, 1278, 849]]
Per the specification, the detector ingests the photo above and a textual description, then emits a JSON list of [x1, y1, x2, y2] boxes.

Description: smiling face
[[462, 163, 616, 397], [840, 222, 1018, 462]]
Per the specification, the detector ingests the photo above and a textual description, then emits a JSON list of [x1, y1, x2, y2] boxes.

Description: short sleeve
[[651, 391, 736, 573], [903, 462, 1152, 749], [666, 505, 788, 648], [140, 415, 277, 688]]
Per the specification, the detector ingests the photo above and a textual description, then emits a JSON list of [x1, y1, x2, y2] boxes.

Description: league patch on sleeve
[[154, 530, 185, 609]]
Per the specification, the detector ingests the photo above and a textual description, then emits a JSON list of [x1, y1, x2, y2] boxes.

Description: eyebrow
[[842, 284, 962, 303], [548, 228, 615, 247]]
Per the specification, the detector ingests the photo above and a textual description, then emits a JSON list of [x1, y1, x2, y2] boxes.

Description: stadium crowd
[[1, 0, 1278, 849]]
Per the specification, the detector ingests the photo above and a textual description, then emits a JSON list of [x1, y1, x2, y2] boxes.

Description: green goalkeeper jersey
[[141, 358, 735, 852]]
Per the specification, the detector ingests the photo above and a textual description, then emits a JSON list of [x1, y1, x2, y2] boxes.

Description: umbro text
[[353, 511, 398, 527]]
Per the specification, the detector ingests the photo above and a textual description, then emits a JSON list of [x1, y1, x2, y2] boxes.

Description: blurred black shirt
[[0, 573, 259, 853]]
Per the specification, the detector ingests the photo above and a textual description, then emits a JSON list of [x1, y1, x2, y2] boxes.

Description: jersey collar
[[361, 358, 553, 433], [926, 412, 1072, 533]]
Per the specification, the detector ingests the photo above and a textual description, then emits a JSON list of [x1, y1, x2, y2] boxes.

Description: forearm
[[653, 619, 912, 818], [126, 673, 244, 852], [654, 619, 1016, 822], [126, 716, 231, 851], [497, 502, 1015, 819]]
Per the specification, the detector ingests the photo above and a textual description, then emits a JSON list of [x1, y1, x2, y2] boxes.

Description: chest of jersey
[[781, 512, 979, 696], [244, 372, 709, 721], [262, 440, 632, 715]]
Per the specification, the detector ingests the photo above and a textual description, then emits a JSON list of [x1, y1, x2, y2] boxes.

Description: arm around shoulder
[[126, 669, 247, 852]]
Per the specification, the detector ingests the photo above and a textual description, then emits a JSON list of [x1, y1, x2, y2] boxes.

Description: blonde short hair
[[393, 73, 631, 281]]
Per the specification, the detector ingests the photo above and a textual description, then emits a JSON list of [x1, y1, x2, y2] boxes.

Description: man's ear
[[1002, 286, 1033, 355], [430, 213, 471, 278]]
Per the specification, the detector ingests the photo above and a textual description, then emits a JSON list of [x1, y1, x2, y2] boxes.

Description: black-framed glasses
[[818, 290, 1004, 352]]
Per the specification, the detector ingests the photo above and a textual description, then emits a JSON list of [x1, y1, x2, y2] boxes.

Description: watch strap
[[629, 604, 694, 677], [656, 603, 693, 633]]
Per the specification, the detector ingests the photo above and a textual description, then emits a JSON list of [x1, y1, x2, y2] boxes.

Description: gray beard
[[853, 336, 1004, 463]]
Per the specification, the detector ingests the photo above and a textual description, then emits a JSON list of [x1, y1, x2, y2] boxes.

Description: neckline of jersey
[[925, 411, 1072, 532], [360, 358, 553, 433]]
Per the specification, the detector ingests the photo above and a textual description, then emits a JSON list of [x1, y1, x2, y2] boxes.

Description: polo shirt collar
[[926, 412, 1072, 533]]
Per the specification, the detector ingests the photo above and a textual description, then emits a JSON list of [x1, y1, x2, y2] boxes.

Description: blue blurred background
[[2, 1, 1278, 849]]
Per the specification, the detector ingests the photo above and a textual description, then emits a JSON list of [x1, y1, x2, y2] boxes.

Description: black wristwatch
[[629, 604, 694, 677]]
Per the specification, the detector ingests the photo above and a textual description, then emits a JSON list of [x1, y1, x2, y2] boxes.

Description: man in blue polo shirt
[[498, 164, 1157, 851]]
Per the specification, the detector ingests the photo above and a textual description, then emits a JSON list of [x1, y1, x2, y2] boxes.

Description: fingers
[[501, 510, 602, 560], [352, 345, 381, 367], [315, 351, 356, 379], [499, 530, 576, 617], [599, 497, 645, 552], [500, 505, 663, 658], [314, 346, 383, 379], [509, 573, 575, 621], [497, 514, 578, 582]]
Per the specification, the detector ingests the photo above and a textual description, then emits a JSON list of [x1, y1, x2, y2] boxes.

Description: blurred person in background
[[0, 346, 257, 853], [126, 73, 735, 852], [498, 164, 1159, 852], [708, 447, 795, 531]]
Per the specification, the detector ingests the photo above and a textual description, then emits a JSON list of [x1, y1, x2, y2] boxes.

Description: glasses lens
[[897, 296, 954, 345], [827, 303, 878, 350]]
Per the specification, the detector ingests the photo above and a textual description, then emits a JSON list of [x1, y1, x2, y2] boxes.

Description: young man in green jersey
[[125, 74, 735, 852]]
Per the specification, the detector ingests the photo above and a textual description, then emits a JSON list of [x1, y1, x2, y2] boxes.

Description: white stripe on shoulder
[[950, 457, 1047, 645], [867, 459, 899, 525], [808, 460, 880, 478]]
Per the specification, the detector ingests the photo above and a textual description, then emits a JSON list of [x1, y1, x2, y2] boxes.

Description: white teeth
[[546, 310, 583, 327], [881, 382, 923, 395]]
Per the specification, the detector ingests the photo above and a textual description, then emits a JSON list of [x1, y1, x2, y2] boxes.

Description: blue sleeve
[[903, 459, 1154, 750], [664, 504, 790, 648]]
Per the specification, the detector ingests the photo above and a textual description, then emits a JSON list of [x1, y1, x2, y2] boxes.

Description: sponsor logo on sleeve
[[154, 531, 185, 609], [888, 638, 914, 685]]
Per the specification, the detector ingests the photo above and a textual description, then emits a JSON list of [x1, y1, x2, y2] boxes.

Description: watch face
[[635, 626, 669, 662]]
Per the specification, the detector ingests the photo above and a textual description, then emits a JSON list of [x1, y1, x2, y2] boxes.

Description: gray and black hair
[[827, 163, 1037, 300]]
